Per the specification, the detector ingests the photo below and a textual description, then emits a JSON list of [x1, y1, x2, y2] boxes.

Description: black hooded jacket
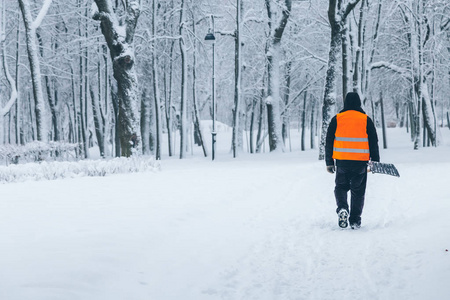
[[325, 93, 380, 167]]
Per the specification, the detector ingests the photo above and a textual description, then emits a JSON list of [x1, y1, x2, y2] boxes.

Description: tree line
[[0, 0, 449, 161]]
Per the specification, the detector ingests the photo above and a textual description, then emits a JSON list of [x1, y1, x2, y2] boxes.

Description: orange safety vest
[[333, 110, 370, 161]]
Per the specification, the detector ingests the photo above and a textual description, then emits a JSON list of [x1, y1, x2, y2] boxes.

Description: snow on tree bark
[[319, 0, 361, 160], [265, 0, 292, 152], [1, 3, 19, 144], [140, 89, 150, 155], [89, 84, 105, 157], [18, 0, 52, 142], [318, 23, 340, 160], [232, 0, 243, 157], [93, 0, 141, 157], [191, 12, 208, 158], [178, 0, 188, 159], [152, 0, 162, 160]]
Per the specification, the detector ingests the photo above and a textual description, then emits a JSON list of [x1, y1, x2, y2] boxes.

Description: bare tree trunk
[[102, 45, 111, 155], [379, 91, 387, 149], [165, 40, 175, 157], [162, 1, 174, 157], [14, 16, 21, 144], [191, 13, 208, 157], [319, 0, 361, 160], [90, 84, 105, 157], [265, 0, 292, 152], [341, 18, 350, 98], [36, 30, 59, 142], [45, 76, 59, 141], [70, 66, 78, 145], [111, 81, 121, 157], [1, 0, 19, 143], [362, 0, 381, 104], [27, 92, 35, 141], [310, 95, 316, 149], [78, 16, 89, 158], [301, 90, 307, 151], [18, 0, 52, 142], [232, 0, 243, 157], [255, 73, 266, 153], [93, 0, 141, 157], [447, 112, 450, 130], [178, 0, 188, 159], [249, 95, 258, 153], [318, 24, 340, 160], [353, 0, 366, 93], [152, 0, 162, 159], [97, 42, 109, 156], [282, 61, 292, 144], [140, 89, 150, 155]]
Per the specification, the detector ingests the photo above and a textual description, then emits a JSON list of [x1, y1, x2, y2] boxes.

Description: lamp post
[[205, 16, 216, 160]]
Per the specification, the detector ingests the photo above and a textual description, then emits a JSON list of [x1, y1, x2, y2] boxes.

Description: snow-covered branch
[[216, 30, 235, 37], [31, 0, 53, 30], [370, 61, 410, 78], [0, 50, 18, 116], [343, 0, 362, 19], [125, 0, 140, 44], [0, 4, 17, 117]]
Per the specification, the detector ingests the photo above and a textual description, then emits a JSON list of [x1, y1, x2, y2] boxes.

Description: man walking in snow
[[325, 92, 380, 229]]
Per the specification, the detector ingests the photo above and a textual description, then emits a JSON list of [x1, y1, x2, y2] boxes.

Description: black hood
[[340, 92, 366, 114]]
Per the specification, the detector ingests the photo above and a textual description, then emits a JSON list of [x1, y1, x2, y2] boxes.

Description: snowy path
[[1, 131, 450, 299]]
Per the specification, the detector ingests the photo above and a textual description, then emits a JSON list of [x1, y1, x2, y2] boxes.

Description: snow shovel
[[368, 161, 400, 177]]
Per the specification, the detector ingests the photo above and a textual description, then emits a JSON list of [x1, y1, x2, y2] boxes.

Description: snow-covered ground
[[1, 126, 450, 300]]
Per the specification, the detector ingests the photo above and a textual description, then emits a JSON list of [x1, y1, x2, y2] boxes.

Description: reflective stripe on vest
[[333, 110, 370, 161], [333, 147, 370, 153], [334, 137, 368, 142]]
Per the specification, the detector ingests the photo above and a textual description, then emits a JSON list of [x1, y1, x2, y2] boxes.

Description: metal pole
[[211, 15, 216, 161]]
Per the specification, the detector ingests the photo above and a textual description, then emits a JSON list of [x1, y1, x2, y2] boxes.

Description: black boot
[[338, 209, 349, 228]]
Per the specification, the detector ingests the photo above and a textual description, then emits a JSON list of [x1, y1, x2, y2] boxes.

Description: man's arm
[[367, 117, 380, 162], [325, 116, 337, 166]]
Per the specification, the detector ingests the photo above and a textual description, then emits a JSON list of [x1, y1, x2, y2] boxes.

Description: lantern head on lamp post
[[204, 30, 216, 45], [205, 27, 216, 160]]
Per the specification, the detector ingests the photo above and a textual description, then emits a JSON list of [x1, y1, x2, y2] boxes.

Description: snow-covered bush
[[0, 156, 160, 183], [0, 141, 79, 165]]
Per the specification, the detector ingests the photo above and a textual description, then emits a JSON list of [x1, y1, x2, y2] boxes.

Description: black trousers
[[334, 165, 367, 224]]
